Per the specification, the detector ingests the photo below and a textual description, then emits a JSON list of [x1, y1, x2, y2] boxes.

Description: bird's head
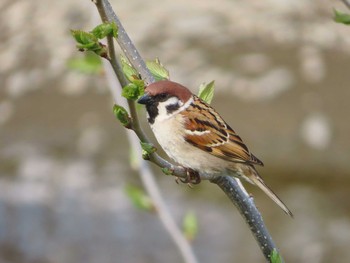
[[138, 80, 192, 124]]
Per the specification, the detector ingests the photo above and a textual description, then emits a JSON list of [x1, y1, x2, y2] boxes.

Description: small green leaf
[[146, 58, 169, 81], [125, 184, 154, 211], [140, 142, 157, 154], [128, 78, 145, 96], [132, 79, 145, 90], [270, 249, 283, 263], [140, 142, 156, 160], [91, 22, 118, 39], [113, 104, 131, 128], [71, 30, 96, 44], [120, 55, 139, 82], [161, 167, 174, 176], [182, 211, 198, 241], [122, 83, 144, 100], [71, 29, 107, 57], [334, 9, 350, 25], [71, 30, 98, 49], [67, 52, 102, 74], [198, 80, 215, 104]]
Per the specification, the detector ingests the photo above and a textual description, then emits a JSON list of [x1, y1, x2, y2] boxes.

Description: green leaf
[[198, 80, 215, 104], [270, 249, 283, 263], [71, 29, 107, 57], [120, 55, 139, 82], [131, 79, 145, 89], [91, 22, 118, 39], [146, 58, 169, 81], [71, 30, 98, 49], [140, 142, 157, 154], [140, 142, 156, 160], [113, 104, 131, 128], [182, 211, 198, 241], [71, 30, 96, 44], [125, 185, 154, 211], [122, 83, 144, 100], [67, 52, 103, 74], [334, 9, 350, 25]]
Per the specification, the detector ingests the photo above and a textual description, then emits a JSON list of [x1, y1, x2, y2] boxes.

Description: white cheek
[[157, 102, 171, 120], [155, 97, 193, 122], [156, 97, 181, 121]]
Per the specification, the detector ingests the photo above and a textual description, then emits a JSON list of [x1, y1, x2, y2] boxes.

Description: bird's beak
[[137, 93, 152, 104]]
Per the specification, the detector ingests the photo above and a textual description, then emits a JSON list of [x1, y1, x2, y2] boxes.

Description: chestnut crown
[[144, 80, 192, 103]]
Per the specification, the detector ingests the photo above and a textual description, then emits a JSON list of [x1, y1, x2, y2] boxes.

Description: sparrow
[[138, 80, 293, 217]]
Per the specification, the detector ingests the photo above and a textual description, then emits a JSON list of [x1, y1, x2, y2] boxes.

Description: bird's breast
[[150, 114, 229, 173]]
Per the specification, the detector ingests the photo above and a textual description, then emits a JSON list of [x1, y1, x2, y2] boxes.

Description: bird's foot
[[175, 168, 201, 187]]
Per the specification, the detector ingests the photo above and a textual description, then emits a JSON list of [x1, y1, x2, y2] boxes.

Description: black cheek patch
[[166, 104, 180, 114]]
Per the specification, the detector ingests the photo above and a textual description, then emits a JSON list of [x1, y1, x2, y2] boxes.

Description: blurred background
[[1, 0, 350, 262]]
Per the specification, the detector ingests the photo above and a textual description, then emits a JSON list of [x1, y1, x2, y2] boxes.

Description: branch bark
[[92, 0, 284, 262], [211, 176, 278, 261]]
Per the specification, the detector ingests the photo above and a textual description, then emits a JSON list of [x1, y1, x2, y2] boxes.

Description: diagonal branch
[[96, 0, 155, 85], [93, 0, 285, 262], [211, 176, 278, 260]]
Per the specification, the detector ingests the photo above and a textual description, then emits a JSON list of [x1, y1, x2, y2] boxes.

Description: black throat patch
[[143, 94, 180, 124], [146, 103, 159, 124]]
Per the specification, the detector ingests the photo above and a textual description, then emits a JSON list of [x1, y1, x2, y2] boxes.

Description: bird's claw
[[175, 168, 201, 187]]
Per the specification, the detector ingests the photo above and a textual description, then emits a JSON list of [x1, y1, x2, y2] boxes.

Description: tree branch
[[211, 176, 278, 261], [96, 0, 155, 85], [92, 0, 284, 262]]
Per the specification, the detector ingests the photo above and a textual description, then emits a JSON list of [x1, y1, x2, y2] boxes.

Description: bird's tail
[[247, 167, 293, 217]]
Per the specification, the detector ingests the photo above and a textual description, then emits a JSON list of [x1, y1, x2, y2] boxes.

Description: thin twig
[[93, 0, 284, 262]]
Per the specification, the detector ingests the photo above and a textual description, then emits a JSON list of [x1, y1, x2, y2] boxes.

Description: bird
[[137, 80, 293, 217]]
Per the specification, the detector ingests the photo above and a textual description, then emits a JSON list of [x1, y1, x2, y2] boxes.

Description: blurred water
[[1, 0, 350, 262]]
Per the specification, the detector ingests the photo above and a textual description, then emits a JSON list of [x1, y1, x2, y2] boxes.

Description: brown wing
[[183, 97, 263, 166]]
